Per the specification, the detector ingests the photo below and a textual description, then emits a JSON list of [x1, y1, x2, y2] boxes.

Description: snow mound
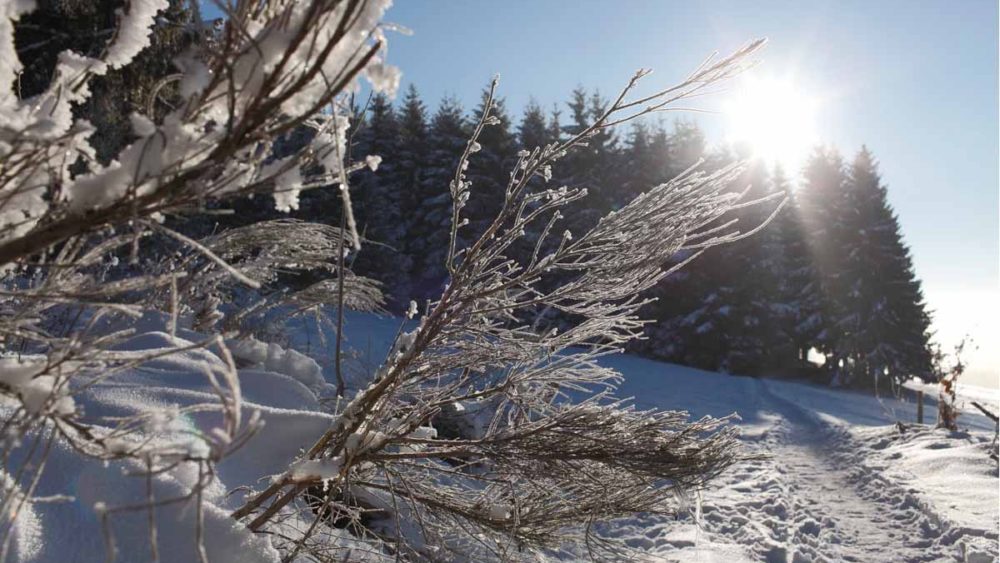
[[1, 326, 345, 562], [228, 336, 329, 393]]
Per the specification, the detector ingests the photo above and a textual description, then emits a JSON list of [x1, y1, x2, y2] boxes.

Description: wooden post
[[916, 390, 924, 425]]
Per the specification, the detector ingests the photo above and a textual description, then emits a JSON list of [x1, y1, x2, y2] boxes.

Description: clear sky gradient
[[380, 0, 998, 387]]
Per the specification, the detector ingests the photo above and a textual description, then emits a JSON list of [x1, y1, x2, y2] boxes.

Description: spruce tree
[[408, 96, 471, 302], [518, 98, 552, 151], [666, 119, 707, 178], [765, 165, 809, 372], [718, 157, 787, 373], [793, 147, 848, 377], [397, 84, 431, 299], [632, 123, 712, 366], [351, 93, 412, 308], [621, 121, 659, 205], [558, 88, 620, 239], [835, 147, 933, 386], [464, 88, 517, 242]]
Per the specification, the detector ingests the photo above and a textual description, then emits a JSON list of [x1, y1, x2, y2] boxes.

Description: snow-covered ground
[[2, 311, 997, 562], [600, 352, 999, 562]]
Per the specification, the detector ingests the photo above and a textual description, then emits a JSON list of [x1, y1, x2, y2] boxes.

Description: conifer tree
[[351, 93, 412, 307], [621, 121, 657, 205], [396, 84, 430, 194], [408, 96, 471, 302], [631, 123, 711, 365], [397, 84, 431, 296], [557, 89, 620, 239], [645, 149, 759, 373], [649, 121, 672, 182], [510, 99, 560, 266], [836, 147, 933, 385], [717, 158, 787, 373], [666, 119, 707, 177], [765, 165, 808, 371], [793, 147, 848, 376], [518, 98, 552, 151]]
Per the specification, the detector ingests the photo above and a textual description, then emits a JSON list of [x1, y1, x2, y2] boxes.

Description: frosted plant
[[0, 0, 397, 559], [232, 42, 781, 560], [155, 219, 385, 332]]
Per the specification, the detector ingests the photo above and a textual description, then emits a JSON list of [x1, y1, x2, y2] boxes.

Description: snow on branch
[[230, 39, 773, 560], [0, 1, 398, 559]]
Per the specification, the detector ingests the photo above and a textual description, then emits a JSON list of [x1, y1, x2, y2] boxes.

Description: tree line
[[265, 87, 933, 389]]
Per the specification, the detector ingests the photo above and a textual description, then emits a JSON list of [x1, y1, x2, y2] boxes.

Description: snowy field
[[2, 311, 997, 562]]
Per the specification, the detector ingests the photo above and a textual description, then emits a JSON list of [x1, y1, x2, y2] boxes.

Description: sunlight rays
[[724, 76, 819, 173]]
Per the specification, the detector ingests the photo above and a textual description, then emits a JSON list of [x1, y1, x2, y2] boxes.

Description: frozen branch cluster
[[232, 41, 774, 560], [0, 0, 396, 559], [0, 0, 398, 262], [0, 0, 774, 559]]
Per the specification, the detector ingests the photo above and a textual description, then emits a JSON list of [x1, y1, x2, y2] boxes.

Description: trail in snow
[[596, 360, 998, 563], [711, 379, 958, 563], [320, 314, 999, 562]]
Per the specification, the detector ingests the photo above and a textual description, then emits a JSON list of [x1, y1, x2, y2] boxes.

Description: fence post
[[916, 390, 924, 425]]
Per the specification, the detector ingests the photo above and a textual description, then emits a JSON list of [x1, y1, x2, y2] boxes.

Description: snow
[[2, 310, 995, 561], [19, 375, 75, 416], [227, 335, 329, 393], [331, 314, 998, 561], [104, 0, 169, 69], [599, 353, 999, 562], [289, 458, 342, 482]]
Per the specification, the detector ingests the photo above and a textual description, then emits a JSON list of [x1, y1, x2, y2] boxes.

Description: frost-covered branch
[[231, 39, 774, 560], [0, 1, 397, 559]]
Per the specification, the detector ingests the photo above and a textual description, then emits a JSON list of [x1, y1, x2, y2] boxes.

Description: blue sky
[[381, 0, 998, 387]]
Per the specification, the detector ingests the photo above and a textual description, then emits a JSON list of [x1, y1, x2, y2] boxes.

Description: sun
[[723, 77, 819, 173]]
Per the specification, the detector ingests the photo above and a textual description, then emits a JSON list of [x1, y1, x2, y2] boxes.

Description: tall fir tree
[[510, 99, 561, 266], [396, 84, 431, 300], [834, 147, 933, 386], [620, 121, 660, 205], [557, 88, 621, 239], [518, 98, 552, 151], [631, 123, 713, 365], [764, 165, 810, 372], [792, 147, 848, 374], [717, 157, 788, 374], [666, 119, 707, 178], [351, 94, 412, 308], [408, 96, 471, 303]]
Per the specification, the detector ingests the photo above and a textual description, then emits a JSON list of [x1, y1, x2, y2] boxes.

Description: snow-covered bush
[[231, 53, 780, 558], [0, 0, 773, 560]]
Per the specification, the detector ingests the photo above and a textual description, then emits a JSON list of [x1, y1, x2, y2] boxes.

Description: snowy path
[[597, 356, 999, 562], [701, 379, 959, 563]]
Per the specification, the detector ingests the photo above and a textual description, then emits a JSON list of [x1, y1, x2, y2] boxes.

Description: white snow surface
[[2, 311, 996, 562]]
